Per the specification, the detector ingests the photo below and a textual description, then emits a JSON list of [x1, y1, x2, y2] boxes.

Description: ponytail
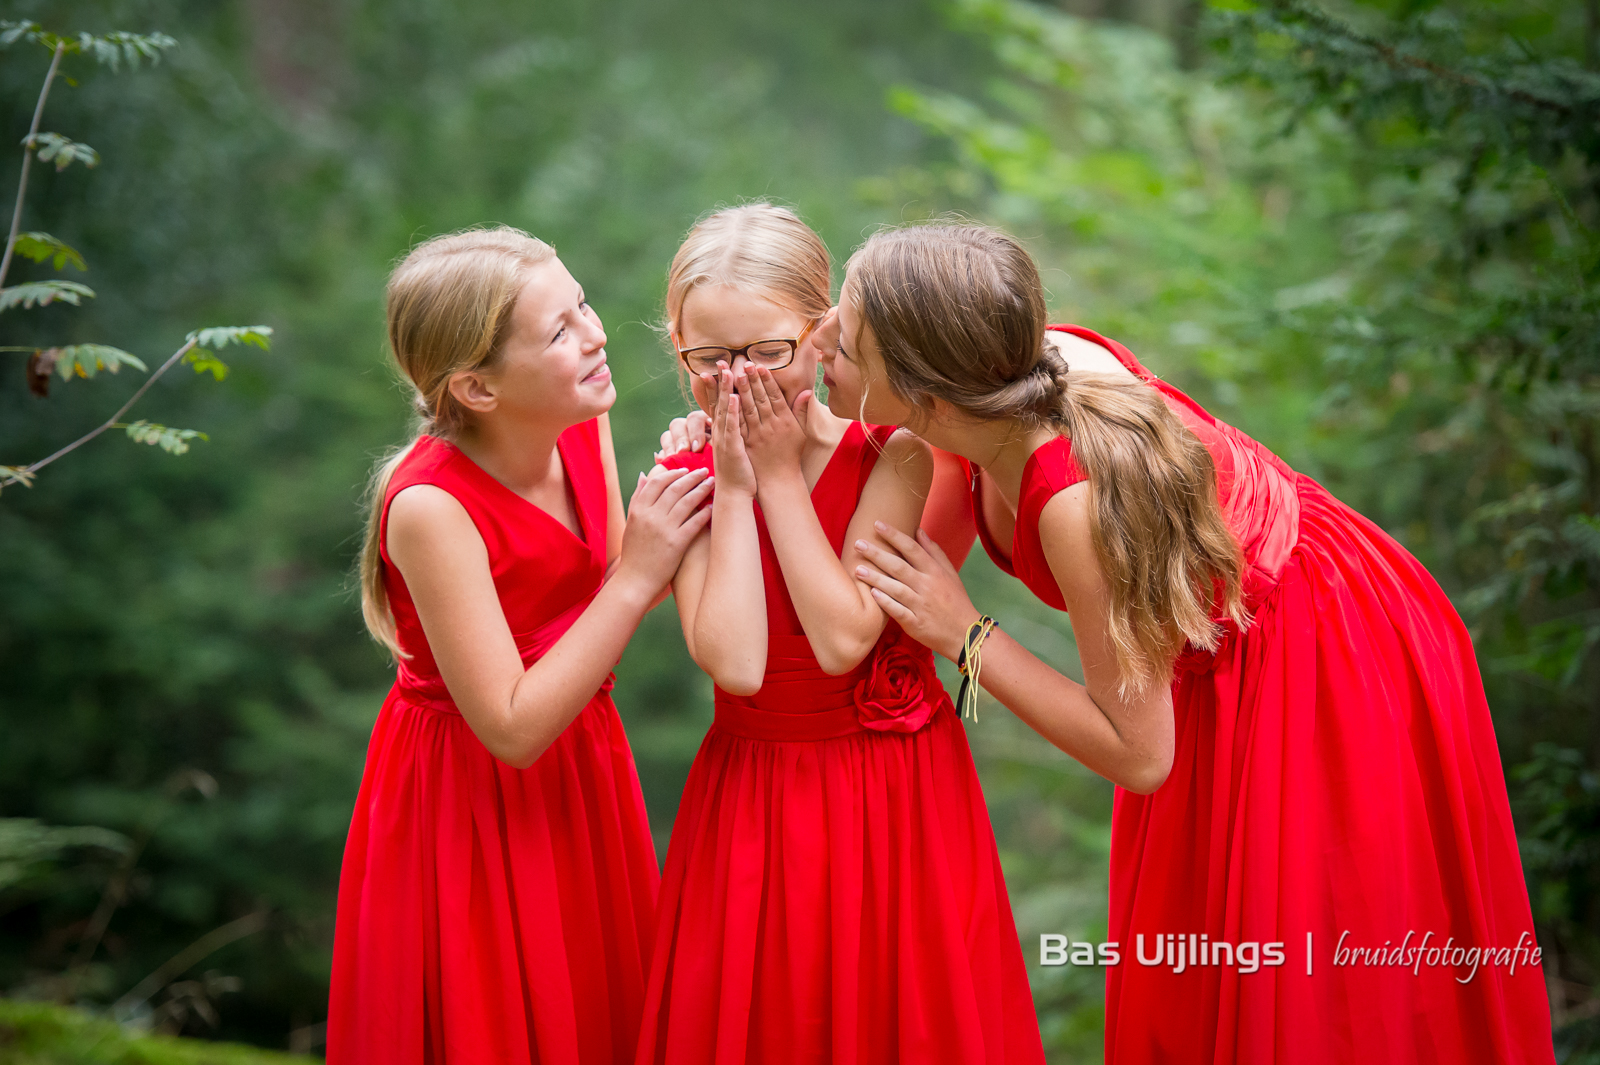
[[847, 222, 1246, 694], [359, 437, 423, 659], [358, 225, 557, 658]]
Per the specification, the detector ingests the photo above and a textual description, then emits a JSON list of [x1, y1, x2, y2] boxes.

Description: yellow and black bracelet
[[954, 614, 998, 722]]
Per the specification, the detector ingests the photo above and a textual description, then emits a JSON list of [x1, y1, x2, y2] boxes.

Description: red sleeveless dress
[[641, 421, 1045, 1065], [328, 425, 661, 1065], [968, 327, 1553, 1064]]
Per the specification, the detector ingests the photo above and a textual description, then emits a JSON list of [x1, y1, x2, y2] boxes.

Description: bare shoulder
[[879, 428, 934, 490], [385, 484, 483, 564], [1035, 481, 1106, 596], [1045, 330, 1138, 381]]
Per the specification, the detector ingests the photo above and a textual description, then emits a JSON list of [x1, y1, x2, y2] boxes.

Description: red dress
[[641, 421, 1045, 1065], [968, 326, 1553, 1064], [328, 426, 660, 1065]]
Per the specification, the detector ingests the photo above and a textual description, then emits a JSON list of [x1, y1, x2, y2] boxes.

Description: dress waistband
[[713, 699, 870, 742]]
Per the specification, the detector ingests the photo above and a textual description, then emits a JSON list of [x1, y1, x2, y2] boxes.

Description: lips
[[822, 372, 835, 388], [583, 360, 610, 383]]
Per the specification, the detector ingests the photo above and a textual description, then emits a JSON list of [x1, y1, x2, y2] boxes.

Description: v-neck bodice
[[379, 422, 610, 702]]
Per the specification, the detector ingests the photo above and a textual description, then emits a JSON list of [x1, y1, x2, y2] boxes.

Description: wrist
[[754, 467, 806, 502], [939, 609, 984, 662], [604, 565, 660, 614]]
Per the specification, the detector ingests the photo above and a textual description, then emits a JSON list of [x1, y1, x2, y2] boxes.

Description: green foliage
[[29, 134, 98, 172], [0, 281, 94, 311], [0, 0, 1003, 1048], [181, 328, 274, 383], [44, 346, 148, 381], [0, 820, 130, 898], [0, 21, 178, 70], [0, 998, 302, 1064], [13, 233, 85, 272], [121, 422, 207, 456], [882, 0, 1597, 1049]]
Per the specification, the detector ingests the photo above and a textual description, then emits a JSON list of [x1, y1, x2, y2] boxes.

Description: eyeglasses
[[676, 318, 818, 376]]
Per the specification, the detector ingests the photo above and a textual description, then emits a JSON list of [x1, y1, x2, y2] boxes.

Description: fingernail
[[855, 539, 869, 550], [874, 521, 887, 531], [854, 566, 868, 577]]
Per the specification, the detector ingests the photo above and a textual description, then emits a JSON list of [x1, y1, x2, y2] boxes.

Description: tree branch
[[0, 39, 65, 290], [1, 337, 197, 487], [1274, 0, 1576, 116]]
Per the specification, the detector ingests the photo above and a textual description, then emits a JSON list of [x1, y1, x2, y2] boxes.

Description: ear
[[447, 368, 499, 414]]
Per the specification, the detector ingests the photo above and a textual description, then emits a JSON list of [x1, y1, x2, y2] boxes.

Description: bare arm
[[921, 446, 977, 571], [738, 367, 932, 675], [672, 370, 767, 695], [851, 488, 1175, 794], [388, 463, 712, 769], [597, 411, 626, 566]]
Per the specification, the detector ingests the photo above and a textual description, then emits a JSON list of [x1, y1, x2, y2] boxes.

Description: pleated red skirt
[[638, 704, 1043, 1065], [1105, 476, 1554, 1063], [327, 688, 660, 1064]]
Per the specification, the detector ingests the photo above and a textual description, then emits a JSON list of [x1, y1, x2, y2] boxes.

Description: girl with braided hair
[[840, 222, 1553, 1064]]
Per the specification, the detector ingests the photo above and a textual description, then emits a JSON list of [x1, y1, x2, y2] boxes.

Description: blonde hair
[[847, 222, 1246, 695], [664, 203, 832, 340], [359, 226, 557, 657]]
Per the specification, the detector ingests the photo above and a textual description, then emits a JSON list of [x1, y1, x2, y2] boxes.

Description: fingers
[[657, 465, 710, 503], [633, 464, 690, 506], [854, 537, 915, 581], [872, 519, 931, 567], [733, 366, 761, 430], [747, 366, 776, 415], [792, 388, 812, 421], [853, 560, 915, 603], [868, 586, 916, 625], [916, 527, 958, 575], [686, 408, 710, 451], [664, 468, 714, 518]]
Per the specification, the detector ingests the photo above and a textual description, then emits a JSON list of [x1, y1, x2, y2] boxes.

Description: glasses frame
[[676, 317, 819, 375]]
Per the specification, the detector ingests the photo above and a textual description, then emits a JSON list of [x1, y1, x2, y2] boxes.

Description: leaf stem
[[0, 39, 65, 290], [1, 337, 197, 487]]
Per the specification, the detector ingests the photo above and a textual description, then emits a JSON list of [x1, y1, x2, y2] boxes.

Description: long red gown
[[327, 425, 661, 1065], [641, 421, 1045, 1065], [967, 326, 1554, 1063]]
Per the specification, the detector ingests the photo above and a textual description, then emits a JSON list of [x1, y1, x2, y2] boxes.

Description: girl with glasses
[[330, 227, 713, 1064], [640, 204, 1044, 1065]]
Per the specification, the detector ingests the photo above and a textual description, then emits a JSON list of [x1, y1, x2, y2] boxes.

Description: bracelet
[[954, 615, 998, 722]]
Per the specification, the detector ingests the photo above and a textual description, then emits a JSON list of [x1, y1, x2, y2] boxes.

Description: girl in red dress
[[639, 205, 1043, 1065], [329, 227, 713, 1065], [842, 222, 1555, 1064]]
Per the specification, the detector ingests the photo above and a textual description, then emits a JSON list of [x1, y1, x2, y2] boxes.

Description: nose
[[583, 313, 607, 352]]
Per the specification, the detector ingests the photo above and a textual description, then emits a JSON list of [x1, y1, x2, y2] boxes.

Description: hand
[[735, 365, 809, 487], [615, 466, 714, 596], [710, 366, 758, 498], [654, 409, 711, 462], [853, 521, 981, 662]]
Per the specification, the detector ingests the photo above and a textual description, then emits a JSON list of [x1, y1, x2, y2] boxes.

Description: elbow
[[491, 738, 549, 771], [699, 650, 765, 696], [1117, 753, 1173, 796], [713, 670, 764, 697], [814, 635, 877, 677]]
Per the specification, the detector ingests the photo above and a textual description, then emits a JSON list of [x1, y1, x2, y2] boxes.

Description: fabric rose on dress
[[854, 636, 940, 734]]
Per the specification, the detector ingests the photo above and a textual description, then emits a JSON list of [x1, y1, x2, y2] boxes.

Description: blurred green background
[[1, 0, 1595, 1060]]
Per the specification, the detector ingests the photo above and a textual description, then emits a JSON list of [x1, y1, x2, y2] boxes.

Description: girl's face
[[470, 257, 614, 426], [822, 274, 920, 427], [676, 285, 821, 415]]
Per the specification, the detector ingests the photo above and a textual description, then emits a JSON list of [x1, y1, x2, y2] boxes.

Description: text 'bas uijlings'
[[1040, 935, 1287, 974]]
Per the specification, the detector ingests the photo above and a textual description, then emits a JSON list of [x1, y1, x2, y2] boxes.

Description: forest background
[[1, 0, 1594, 1061]]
